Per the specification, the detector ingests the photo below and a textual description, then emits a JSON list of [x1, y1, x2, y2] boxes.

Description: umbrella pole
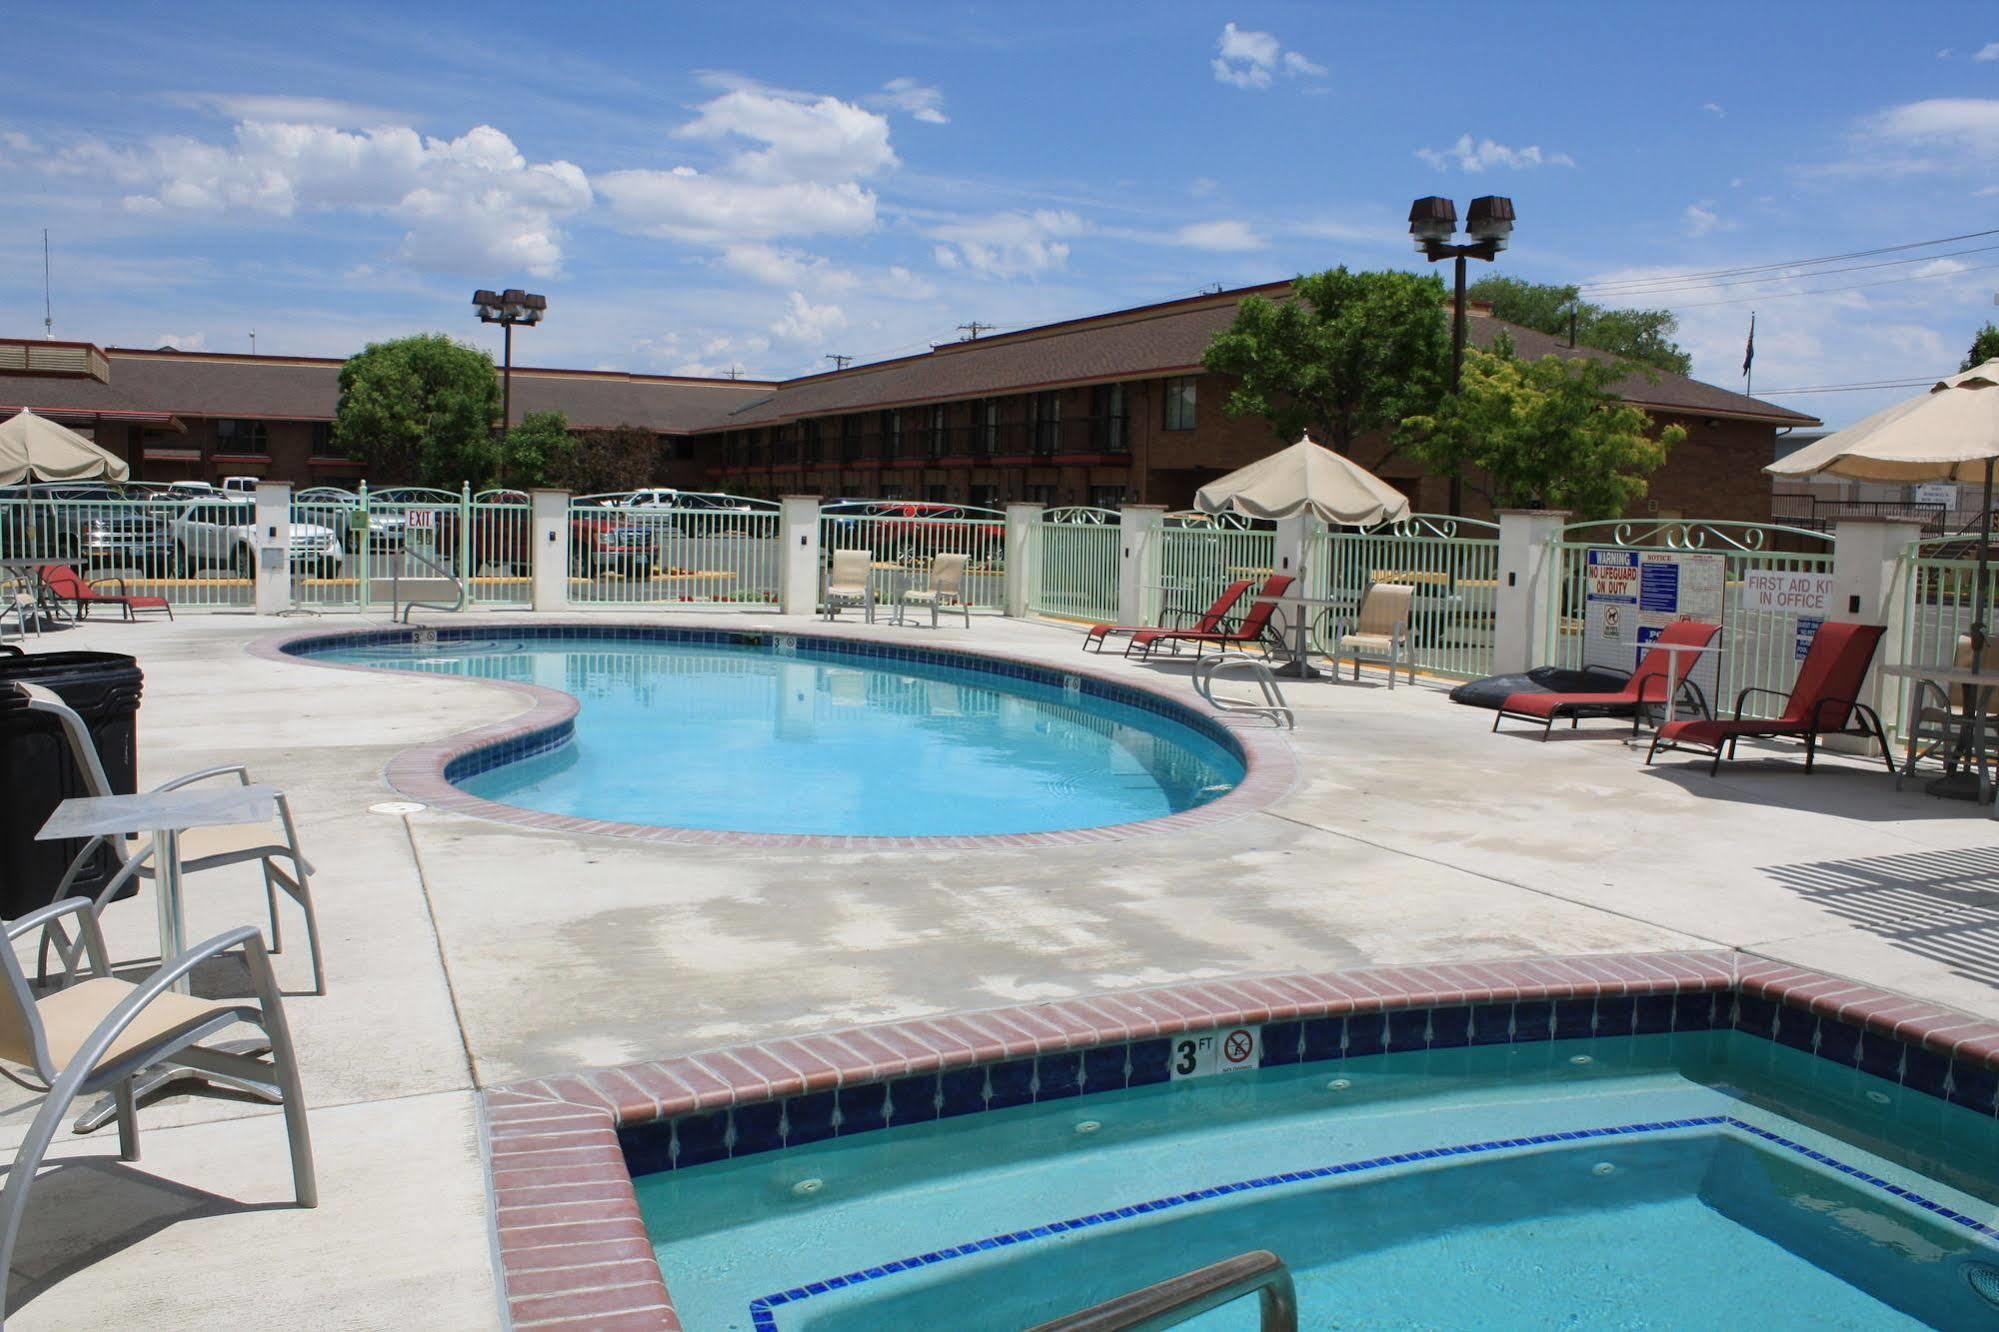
[[1977, 457, 1995, 676]]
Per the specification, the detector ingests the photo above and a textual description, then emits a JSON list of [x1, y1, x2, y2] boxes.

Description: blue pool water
[[635, 1032, 1999, 1329], [313, 633, 1244, 836]]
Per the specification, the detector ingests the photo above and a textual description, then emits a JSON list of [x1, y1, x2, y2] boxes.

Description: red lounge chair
[[1646, 620, 1893, 776], [38, 564, 173, 622], [1493, 619, 1720, 739], [1129, 574, 1295, 660], [1084, 578, 1252, 655]]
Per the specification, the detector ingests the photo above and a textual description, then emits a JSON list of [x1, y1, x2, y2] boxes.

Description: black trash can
[[0, 649, 144, 919]]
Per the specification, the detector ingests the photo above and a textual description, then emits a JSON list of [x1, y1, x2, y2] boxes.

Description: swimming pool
[[633, 1029, 1999, 1329], [300, 628, 1248, 837]]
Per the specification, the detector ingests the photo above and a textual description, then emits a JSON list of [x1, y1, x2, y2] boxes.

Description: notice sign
[[1584, 548, 1726, 707], [1739, 569, 1832, 616], [1169, 1026, 1262, 1081]]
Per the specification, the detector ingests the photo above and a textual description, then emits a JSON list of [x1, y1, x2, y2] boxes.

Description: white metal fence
[[1157, 513, 1277, 630], [1309, 516, 1501, 680], [1030, 506, 1119, 622], [1897, 536, 1999, 675], [818, 502, 1008, 612], [566, 494, 782, 607]]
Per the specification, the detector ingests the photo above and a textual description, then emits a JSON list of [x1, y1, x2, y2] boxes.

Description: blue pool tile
[[1773, 1004, 1817, 1053], [1947, 1059, 1998, 1116], [1595, 996, 1636, 1037], [1427, 1005, 1473, 1049], [730, 1100, 785, 1157], [1902, 1045, 1951, 1099], [785, 1090, 838, 1146], [837, 1084, 888, 1136], [887, 1073, 938, 1125], [674, 1109, 730, 1168], [1673, 991, 1717, 1032], [1553, 998, 1596, 1040], [1468, 1004, 1513, 1047], [937, 1066, 988, 1118], [1300, 1017, 1344, 1063], [1081, 1044, 1128, 1092], [1815, 1017, 1862, 1066], [987, 1058, 1036, 1109], [1260, 1021, 1302, 1066], [1126, 1039, 1171, 1087], [618, 1122, 674, 1177], [1035, 1053, 1082, 1101], [1384, 1009, 1430, 1054], [1633, 994, 1675, 1036], [1857, 1032, 1905, 1083], [1734, 992, 1778, 1038], [1511, 1000, 1553, 1043], [1344, 1014, 1385, 1059]]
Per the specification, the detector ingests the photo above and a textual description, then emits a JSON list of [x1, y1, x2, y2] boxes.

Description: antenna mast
[[42, 229, 53, 340]]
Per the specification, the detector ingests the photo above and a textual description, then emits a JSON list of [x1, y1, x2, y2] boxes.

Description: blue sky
[[2, 2, 1996, 425]]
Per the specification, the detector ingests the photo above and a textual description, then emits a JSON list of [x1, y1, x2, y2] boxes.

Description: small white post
[[252, 480, 291, 615], [1493, 509, 1571, 674], [1118, 504, 1167, 628], [1831, 516, 1925, 742], [1004, 502, 1043, 617], [779, 494, 822, 617], [529, 488, 570, 612]]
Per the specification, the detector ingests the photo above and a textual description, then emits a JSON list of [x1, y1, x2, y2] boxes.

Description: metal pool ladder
[[1193, 655, 1295, 729], [1027, 1249, 1298, 1332]]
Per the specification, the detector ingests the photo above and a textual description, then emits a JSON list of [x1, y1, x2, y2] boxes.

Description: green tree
[[1201, 267, 1448, 460], [498, 410, 574, 488], [333, 333, 502, 487], [1964, 321, 1999, 372], [1401, 335, 1684, 519], [547, 424, 661, 495], [1467, 275, 1692, 376]]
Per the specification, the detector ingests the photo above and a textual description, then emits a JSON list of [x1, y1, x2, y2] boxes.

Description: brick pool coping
[[476, 949, 1999, 1329], [249, 617, 1296, 850]]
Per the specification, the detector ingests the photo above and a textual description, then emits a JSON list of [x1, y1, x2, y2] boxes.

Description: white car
[[171, 498, 343, 577]]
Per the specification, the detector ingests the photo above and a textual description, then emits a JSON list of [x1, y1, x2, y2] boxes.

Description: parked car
[[171, 497, 343, 577], [293, 486, 405, 555], [0, 483, 177, 569], [220, 475, 259, 494], [432, 504, 653, 576]]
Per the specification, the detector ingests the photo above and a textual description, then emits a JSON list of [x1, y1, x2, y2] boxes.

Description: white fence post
[[1118, 504, 1166, 628], [1493, 509, 1570, 674], [530, 488, 570, 612], [1832, 516, 1924, 741], [1004, 502, 1043, 617], [253, 480, 291, 615], [779, 494, 822, 616]]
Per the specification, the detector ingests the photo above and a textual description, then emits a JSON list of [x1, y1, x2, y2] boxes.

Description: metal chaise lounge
[[1083, 578, 1252, 655], [1128, 574, 1296, 661], [1493, 619, 1719, 739], [1645, 620, 1894, 776], [37, 563, 172, 622]]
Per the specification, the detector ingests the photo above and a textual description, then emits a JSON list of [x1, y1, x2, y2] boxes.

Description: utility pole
[[825, 354, 852, 371], [725, 366, 742, 380], [41, 229, 52, 340], [249, 329, 257, 355], [956, 321, 994, 340]]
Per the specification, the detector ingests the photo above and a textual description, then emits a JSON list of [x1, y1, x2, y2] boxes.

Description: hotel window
[[881, 409, 901, 459], [1092, 384, 1128, 452], [1024, 483, 1058, 505], [1089, 485, 1127, 510], [925, 484, 950, 503], [974, 399, 999, 455], [1163, 377, 1197, 431], [929, 404, 947, 456], [969, 484, 1000, 509], [1029, 391, 1061, 455], [803, 420, 823, 463], [309, 422, 343, 457], [214, 418, 269, 453], [841, 414, 862, 461]]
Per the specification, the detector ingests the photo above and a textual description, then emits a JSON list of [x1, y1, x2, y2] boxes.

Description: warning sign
[[1739, 569, 1833, 616], [1584, 548, 1726, 706], [1169, 1026, 1262, 1080]]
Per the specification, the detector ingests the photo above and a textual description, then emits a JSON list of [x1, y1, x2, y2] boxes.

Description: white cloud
[[74, 120, 590, 276], [1869, 97, 1999, 150], [1976, 42, 1999, 61], [1977, 184, 1999, 197], [162, 92, 404, 127], [1682, 202, 1732, 237], [674, 85, 896, 182], [1169, 219, 1266, 251], [719, 243, 859, 292], [867, 77, 949, 125], [1701, 102, 1725, 117], [927, 209, 1085, 277], [598, 168, 876, 243], [1910, 257, 1968, 278], [1189, 176, 1219, 198], [769, 290, 848, 344], [1416, 133, 1575, 172], [152, 332, 205, 351], [1211, 23, 1325, 90]]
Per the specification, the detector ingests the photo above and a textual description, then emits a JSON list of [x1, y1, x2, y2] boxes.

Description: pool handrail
[[1025, 1248, 1298, 1332]]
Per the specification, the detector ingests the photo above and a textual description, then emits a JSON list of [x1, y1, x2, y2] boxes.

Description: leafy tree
[[1201, 267, 1448, 460], [333, 334, 502, 487], [1401, 335, 1684, 519], [498, 410, 574, 488], [1467, 275, 1692, 376], [1964, 321, 1999, 372], [547, 425, 661, 495]]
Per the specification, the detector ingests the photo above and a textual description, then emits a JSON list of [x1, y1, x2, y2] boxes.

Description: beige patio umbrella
[[0, 408, 129, 485], [1194, 434, 1411, 526]]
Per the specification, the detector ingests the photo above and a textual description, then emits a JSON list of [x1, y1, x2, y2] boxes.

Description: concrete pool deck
[[6, 607, 1999, 1326]]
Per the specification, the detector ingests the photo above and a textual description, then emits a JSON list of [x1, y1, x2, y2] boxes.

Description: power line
[[1754, 378, 1937, 395], [1578, 226, 1999, 295], [1575, 241, 1999, 300], [824, 353, 852, 370], [1658, 259, 1999, 310], [956, 321, 996, 339]]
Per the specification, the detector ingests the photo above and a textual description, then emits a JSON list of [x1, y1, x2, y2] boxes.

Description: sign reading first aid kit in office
[[1738, 569, 1832, 615], [1583, 548, 1726, 705]]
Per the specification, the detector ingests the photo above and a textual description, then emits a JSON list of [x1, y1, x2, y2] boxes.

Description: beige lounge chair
[[18, 683, 325, 996], [1901, 633, 1999, 782], [0, 896, 316, 1318], [823, 548, 875, 622], [902, 553, 971, 627], [1331, 582, 1416, 688]]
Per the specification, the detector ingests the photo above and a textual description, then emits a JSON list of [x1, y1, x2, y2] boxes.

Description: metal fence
[[1, 489, 257, 611], [817, 501, 1007, 612], [1896, 536, 1999, 676], [1157, 512, 1277, 630], [1547, 520, 1837, 721], [566, 493, 782, 607], [1309, 515, 1501, 680], [1030, 506, 1119, 622]]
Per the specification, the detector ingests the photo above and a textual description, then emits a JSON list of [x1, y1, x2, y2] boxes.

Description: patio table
[[1881, 663, 1998, 808], [1621, 639, 1720, 746]]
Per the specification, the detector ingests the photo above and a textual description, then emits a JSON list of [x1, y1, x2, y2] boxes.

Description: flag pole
[[1742, 312, 1756, 397]]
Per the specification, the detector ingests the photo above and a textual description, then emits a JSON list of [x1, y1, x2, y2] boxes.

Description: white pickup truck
[[170, 497, 344, 577]]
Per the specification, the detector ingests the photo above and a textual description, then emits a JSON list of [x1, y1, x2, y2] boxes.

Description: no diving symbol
[[1223, 1029, 1254, 1065]]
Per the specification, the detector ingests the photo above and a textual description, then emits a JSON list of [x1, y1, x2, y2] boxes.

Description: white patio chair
[[902, 553, 971, 627], [0, 896, 316, 1318], [17, 683, 325, 996], [823, 547, 875, 622], [1900, 633, 1999, 784], [1331, 582, 1416, 688]]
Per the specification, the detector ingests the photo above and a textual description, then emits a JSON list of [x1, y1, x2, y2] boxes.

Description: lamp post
[[1408, 195, 1515, 515], [472, 288, 547, 431]]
